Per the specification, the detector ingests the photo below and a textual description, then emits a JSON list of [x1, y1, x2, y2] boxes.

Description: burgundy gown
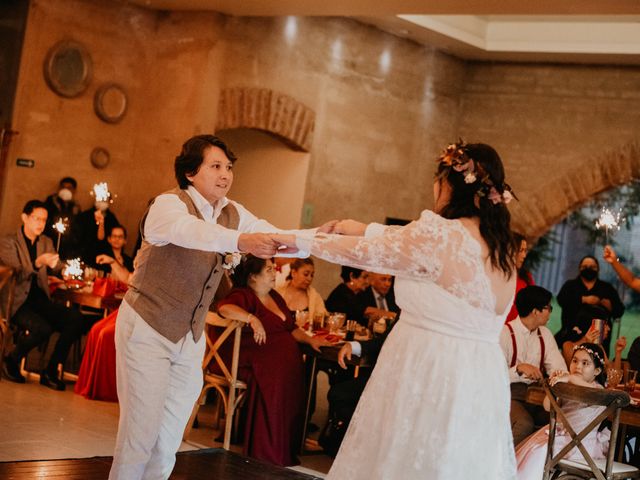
[[74, 310, 118, 402], [214, 288, 305, 466]]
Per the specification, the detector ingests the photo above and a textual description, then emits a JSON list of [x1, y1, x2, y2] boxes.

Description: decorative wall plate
[[43, 40, 92, 98], [90, 147, 110, 169], [94, 83, 128, 124]]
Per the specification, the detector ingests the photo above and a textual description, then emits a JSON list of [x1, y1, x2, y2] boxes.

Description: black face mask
[[580, 268, 598, 281]]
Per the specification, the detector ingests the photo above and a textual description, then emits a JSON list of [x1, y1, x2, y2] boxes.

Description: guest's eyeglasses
[[542, 305, 553, 312]]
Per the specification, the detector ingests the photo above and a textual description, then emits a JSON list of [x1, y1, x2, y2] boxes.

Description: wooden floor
[[0, 448, 323, 479]]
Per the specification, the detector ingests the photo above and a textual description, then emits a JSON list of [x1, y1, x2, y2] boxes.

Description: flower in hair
[[222, 252, 243, 271], [572, 344, 604, 365]]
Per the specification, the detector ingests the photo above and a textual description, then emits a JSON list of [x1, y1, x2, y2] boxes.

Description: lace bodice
[[309, 210, 507, 314]]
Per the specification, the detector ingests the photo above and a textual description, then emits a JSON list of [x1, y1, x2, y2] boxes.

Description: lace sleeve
[[310, 210, 462, 281]]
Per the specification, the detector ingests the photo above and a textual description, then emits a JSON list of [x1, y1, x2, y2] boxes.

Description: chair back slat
[[0, 266, 16, 320], [542, 380, 635, 480]]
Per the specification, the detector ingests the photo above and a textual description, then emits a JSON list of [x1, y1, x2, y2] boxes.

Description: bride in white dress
[[279, 142, 519, 479]]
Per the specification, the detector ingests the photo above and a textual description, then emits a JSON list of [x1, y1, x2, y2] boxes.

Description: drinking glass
[[625, 369, 637, 392], [606, 368, 622, 389], [327, 315, 340, 334]]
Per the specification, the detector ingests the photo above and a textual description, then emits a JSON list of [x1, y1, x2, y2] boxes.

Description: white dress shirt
[[144, 186, 310, 256], [499, 316, 568, 384]]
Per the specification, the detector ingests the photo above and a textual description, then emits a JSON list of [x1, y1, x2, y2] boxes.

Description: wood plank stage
[[0, 448, 323, 479]]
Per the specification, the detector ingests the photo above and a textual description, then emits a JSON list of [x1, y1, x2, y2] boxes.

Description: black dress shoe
[[3, 355, 26, 384], [40, 370, 65, 391]]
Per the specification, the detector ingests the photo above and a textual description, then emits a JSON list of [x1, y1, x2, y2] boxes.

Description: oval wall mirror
[[94, 83, 128, 124], [43, 40, 93, 98]]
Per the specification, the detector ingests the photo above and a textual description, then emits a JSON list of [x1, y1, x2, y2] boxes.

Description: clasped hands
[[237, 219, 368, 259]]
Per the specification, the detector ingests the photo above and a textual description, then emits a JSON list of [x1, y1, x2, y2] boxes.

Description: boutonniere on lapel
[[222, 252, 242, 272]]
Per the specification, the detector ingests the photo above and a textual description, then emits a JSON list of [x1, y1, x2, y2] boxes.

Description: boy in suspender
[[499, 285, 567, 446]]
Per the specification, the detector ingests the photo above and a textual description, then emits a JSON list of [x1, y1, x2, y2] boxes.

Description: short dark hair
[[174, 135, 237, 189], [579, 255, 599, 270], [340, 266, 365, 283], [229, 255, 268, 289], [23, 199, 48, 215], [515, 285, 552, 317], [108, 224, 127, 238], [59, 177, 77, 189]]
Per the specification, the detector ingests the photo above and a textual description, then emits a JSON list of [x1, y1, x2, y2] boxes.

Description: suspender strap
[[506, 323, 517, 368], [537, 328, 546, 375], [506, 323, 546, 374]]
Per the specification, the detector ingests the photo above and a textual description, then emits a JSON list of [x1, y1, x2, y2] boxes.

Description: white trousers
[[109, 300, 205, 480]]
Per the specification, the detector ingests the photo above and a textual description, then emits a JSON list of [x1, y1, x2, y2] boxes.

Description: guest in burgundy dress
[[215, 255, 330, 466]]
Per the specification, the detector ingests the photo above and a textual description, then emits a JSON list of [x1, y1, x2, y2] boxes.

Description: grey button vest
[[124, 188, 239, 343]]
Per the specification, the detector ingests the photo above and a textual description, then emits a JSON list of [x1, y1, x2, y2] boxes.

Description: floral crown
[[437, 140, 516, 205], [572, 344, 604, 366]]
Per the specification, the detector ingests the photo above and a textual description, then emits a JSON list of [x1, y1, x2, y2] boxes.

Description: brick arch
[[510, 142, 640, 238], [216, 87, 315, 152]]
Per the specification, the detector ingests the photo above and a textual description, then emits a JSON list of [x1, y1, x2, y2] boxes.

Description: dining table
[[299, 334, 372, 454]]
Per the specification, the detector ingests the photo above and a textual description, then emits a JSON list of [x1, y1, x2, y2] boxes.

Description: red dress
[[215, 288, 305, 467], [74, 310, 118, 402], [506, 271, 535, 323]]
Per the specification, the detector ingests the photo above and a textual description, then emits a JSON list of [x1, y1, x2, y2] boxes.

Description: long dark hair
[[436, 143, 516, 277], [572, 343, 607, 387]]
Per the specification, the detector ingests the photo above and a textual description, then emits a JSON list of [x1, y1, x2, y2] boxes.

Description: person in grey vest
[[108, 135, 321, 480]]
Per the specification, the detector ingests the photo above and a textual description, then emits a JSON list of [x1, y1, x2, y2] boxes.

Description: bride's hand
[[334, 219, 367, 236]]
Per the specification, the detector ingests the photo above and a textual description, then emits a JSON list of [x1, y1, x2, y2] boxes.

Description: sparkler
[[53, 217, 67, 252], [92, 182, 111, 203], [595, 207, 622, 245], [62, 258, 84, 283]]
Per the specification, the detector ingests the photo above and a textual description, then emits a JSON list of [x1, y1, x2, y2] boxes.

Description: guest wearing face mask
[[73, 196, 120, 266], [44, 177, 81, 257], [555, 255, 624, 352]]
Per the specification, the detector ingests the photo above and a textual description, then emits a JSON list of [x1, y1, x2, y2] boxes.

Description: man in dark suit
[[0, 200, 86, 390], [357, 272, 401, 325]]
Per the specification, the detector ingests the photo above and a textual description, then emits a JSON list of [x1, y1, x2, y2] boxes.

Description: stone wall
[[0, 0, 226, 248], [3, 1, 640, 297]]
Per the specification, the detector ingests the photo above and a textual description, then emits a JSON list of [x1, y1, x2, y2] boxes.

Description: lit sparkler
[[53, 217, 68, 252], [595, 207, 622, 245], [92, 182, 111, 202], [62, 258, 84, 282]]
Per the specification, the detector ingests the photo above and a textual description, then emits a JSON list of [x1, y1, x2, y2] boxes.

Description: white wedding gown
[[305, 210, 517, 479]]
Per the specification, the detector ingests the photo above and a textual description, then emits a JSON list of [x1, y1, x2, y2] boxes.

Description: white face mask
[[58, 188, 73, 202], [95, 201, 109, 212]]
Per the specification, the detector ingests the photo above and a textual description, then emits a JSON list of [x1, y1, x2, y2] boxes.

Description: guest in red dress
[[215, 255, 330, 466], [75, 246, 133, 401], [506, 233, 535, 322]]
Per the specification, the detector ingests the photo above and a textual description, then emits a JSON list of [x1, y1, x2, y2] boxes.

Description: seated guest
[[94, 225, 134, 275], [215, 255, 330, 466], [43, 176, 81, 258], [275, 258, 326, 325], [0, 200, 86, 390], [320, 312, 396, 456], [73, 198, 120, 265], [560, 304, 626, 368], [357, 272, 401, 326], [499, 285, 567, 446], [325, 266, 369, 321], [506, 232, 535, 322], [556, 255, 624, 353]]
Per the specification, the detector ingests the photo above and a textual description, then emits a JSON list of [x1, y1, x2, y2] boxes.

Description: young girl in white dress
[[516, 343, 609, 480]]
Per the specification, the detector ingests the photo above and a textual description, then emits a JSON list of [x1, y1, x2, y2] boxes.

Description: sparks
[[92, 182, 111, 202], [63, 258, 84, 279], [53, 217, 67, 234]]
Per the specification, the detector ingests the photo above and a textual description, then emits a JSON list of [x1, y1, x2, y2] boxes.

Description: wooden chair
[[0, 266, 16, 381], [184, 311, 247, 450], [542, 380, 640, 480]]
